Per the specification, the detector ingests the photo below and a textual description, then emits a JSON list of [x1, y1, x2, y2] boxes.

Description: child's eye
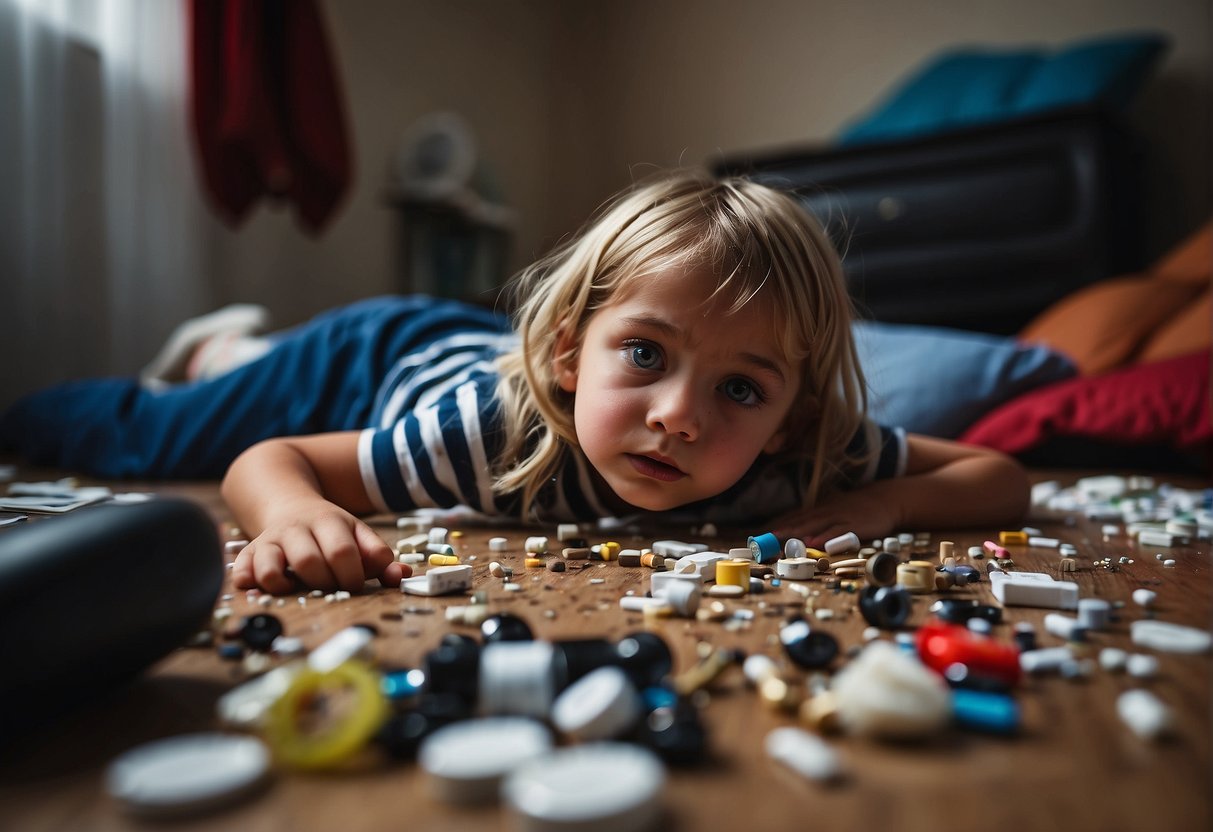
[[721, 377, 764, 406], [624, 341, 664, 370]]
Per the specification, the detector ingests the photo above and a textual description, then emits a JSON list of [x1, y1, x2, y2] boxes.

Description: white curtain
[[0, 0, 213, 409]]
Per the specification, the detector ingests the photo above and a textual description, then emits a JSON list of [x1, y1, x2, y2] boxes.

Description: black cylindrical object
[[0, 498, 223, 733]]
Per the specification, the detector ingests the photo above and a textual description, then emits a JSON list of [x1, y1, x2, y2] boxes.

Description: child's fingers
[[231, 544, 257, 590], [250, 540, 297, 595], [279, 526, 339, 591], [354, 521, 395, 580], [310, 516, 370, 592], [377, 560, 413, 588]]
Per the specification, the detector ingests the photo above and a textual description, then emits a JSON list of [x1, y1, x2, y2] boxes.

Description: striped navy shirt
[[357, 330, 907, 523]]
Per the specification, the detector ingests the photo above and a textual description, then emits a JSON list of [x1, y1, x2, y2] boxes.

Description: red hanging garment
[[188, 0, 353, 234]]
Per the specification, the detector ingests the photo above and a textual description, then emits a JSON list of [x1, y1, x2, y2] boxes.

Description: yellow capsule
[[524, 557, 544, 568], [428, 553, 460, 566], [999, 530, 1028, 545], [715, 559, 751, 589]]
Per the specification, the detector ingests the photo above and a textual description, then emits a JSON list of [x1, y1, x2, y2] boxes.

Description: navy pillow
[[854, 321, 1077, 438], [839, 32, 1168, 147]]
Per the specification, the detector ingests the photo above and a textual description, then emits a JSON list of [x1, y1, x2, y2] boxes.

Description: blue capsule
[[951, 688, 1020, 734]]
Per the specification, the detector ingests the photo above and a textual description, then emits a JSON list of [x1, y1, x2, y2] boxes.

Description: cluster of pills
[[108, 477, 1210, 821]]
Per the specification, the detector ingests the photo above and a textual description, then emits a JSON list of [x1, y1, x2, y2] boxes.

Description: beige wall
[[200, 0, 1209, 331]]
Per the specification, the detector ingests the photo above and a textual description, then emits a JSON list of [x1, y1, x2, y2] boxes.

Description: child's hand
[[230, 501, 411, 594], [771, 484, 901, 550]]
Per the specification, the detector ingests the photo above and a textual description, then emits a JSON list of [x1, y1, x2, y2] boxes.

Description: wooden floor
[[0, 465, 1209, 832]]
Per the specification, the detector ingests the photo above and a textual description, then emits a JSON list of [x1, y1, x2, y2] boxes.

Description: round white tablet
[[502, 743, 666, 832], [419, 717, 552, 804], [551, 665, 641, 741], [106, 733, 271, 817]]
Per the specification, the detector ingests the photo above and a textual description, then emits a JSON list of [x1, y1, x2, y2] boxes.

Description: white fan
[[394, 112, 514, 228]]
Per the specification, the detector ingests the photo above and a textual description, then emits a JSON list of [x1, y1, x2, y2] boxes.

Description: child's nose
[[648, 381, 700, 440]]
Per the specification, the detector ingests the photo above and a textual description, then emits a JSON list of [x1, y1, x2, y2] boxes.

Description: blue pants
[[0, 296, 509, 479]]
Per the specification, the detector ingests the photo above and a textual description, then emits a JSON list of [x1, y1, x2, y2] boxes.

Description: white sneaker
[[140, 304, 271, 386]]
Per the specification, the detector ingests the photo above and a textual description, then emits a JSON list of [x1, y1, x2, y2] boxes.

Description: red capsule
[[915, 623, 1021, 688]]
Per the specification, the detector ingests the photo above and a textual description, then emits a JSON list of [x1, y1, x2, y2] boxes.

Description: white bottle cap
[[419, 717, 552, 805], [106, 733, 271, 817], [551, 665, 641, 741], [502, 743, 666, 832]]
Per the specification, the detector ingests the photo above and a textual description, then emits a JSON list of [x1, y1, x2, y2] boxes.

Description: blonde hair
[[495, 168, 870, 515]]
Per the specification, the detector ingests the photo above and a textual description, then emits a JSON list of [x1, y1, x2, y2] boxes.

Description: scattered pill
[[106, 733, 272, 817], [824, 532, 860, 556], [1125, 653, 1160, 679], [502, 744, 664, 830], [1099, 647, 1128, 672], [420, 717, 552, 805], [1117, 689, 1173, 740], [765, 726, 842, 782], [1131, 588, 1157, 608], [1131, 619, 1212, 654]]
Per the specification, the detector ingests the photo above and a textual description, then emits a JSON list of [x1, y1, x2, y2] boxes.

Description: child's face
[[556, 267, 801, 512]]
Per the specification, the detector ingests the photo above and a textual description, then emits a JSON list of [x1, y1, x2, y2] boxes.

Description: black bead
[[375, 693, 469, 760], [422, 635, 481, 704], [780, 619, 839, 669], [860, 585, 911, 629], [632, 700, 707, 766], [239, 613, 283, 652], [614, 631, 674, 688], [480, 613, 534, 643]]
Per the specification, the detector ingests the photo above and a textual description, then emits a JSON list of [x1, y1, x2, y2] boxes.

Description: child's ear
[[552, 325, 579, 393]]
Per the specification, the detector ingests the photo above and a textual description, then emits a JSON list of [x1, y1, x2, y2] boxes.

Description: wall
[[544, 0, 1212, 259], [1, 0, 1208, 408]]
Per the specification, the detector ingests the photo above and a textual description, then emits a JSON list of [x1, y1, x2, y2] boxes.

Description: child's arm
[[772, 435, 1030, 547], [221, 432, 411, 594]]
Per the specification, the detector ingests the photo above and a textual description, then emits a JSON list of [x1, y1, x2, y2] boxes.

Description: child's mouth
[[626, 453, 686, 482]]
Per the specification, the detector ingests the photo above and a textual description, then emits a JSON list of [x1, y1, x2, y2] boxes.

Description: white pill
[[428, 526, 448, 545], [824, 532, 860, 555], [106, 733, 271, 817], [1125, 653, 1160, 679], [765, 726, 843, 782], [489, 537, 508, 552], [1131, 619, 1212, 654], [1099, 647, 1128, 672], [1132, 588, 1157, 608], [743, 653, 777, 685], [784, 538, 807, 559], [551, 666, 641, 741], [1117, 689, 1173, 740]]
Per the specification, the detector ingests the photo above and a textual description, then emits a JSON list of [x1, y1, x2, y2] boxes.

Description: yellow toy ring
[[263, 660, 388, 770]]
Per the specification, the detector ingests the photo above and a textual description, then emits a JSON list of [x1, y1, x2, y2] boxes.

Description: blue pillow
[[840, 49, 1042, 145], [854, 321, 1077, 438], [839, 32, 1168, 147], [1011, 33, 1168, 113]]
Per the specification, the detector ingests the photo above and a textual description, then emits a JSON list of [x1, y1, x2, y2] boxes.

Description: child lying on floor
[[1, 169, 1029, 593]]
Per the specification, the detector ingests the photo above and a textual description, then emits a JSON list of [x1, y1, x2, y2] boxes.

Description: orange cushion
[[1136, 290, 1212, 365], [1019, 277, 1202, 375], [1151, 222, 1212, 284]]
